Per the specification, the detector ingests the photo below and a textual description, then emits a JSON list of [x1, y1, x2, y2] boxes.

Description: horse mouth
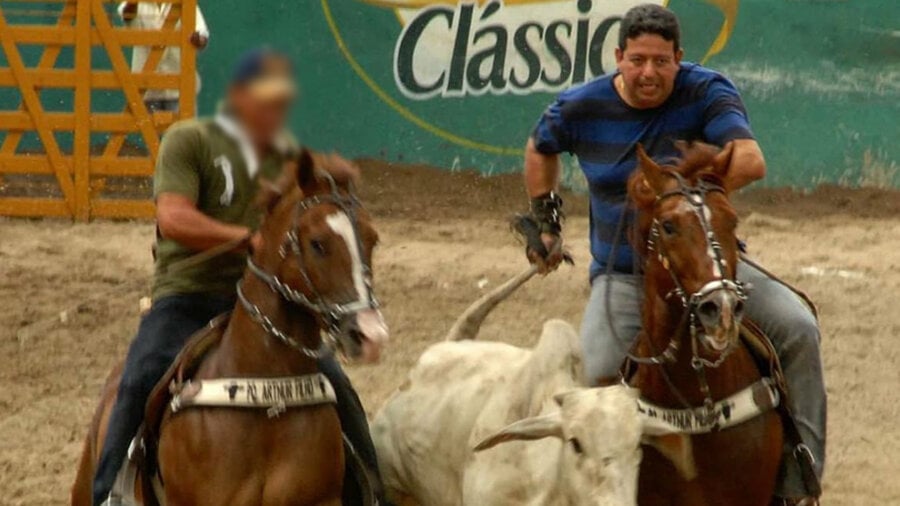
[[699, 324, 740, 355], [336, 309, 389, 363], [703, 334, 732, 352]]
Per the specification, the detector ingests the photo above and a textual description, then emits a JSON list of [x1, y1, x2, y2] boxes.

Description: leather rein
[[236, 172, 379, 359]]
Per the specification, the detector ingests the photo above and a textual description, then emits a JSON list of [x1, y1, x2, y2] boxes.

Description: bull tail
[[444, 265, 539, 341]]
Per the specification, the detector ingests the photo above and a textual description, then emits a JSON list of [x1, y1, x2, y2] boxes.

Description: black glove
[[511, 214, 573, 266]]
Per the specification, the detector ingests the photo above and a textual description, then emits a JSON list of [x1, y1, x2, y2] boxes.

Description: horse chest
[[158, 406, 344, 505]]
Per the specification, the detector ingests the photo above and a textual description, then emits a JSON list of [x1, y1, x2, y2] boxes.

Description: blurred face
[[615, 34, 683, 109], [228, 85, 293, 147]]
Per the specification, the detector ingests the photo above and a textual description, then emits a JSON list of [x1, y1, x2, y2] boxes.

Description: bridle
[[236, 171, 379, 359], [618, 168, 748, 411]]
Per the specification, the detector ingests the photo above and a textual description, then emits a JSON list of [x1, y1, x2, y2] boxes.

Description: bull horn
[[444, 265, 539, 341], [473, 412, 563, 451]]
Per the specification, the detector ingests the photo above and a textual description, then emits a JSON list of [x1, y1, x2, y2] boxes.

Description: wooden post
[[180, 0, 197, 119], [73, 0, 91, 221]]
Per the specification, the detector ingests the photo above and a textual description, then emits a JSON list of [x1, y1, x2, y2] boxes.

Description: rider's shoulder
[[677, 62, 738, 90], [557, 73, 617, 103], [162, 117, 212, 139], [161, 117, 219, 145]]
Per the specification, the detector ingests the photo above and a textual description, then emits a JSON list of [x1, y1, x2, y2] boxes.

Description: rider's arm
[[191, 6, 210, 49], [702, 76, 765, 191], [524, 137, 561, 198], [724, 138, 766, 191], [524, 98, 572, 271], [157, 193, 250, 252], [154, 123, 252, 253]]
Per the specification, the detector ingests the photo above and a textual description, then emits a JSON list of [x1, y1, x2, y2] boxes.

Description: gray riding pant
[[581, 261, 826, 498]]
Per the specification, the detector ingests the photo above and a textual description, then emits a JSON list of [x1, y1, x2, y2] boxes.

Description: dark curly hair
[[618, 4, 681, 52]]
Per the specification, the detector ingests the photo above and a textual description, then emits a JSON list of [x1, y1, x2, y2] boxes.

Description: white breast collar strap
[[170, 373, 337, 419], [638, 378, 780, 435]]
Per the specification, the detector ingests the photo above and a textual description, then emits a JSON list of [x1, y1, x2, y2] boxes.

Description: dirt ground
[[1, 162, 899, 505]]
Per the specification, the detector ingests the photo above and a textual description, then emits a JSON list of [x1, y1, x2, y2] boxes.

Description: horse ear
[[636, 144, 666, 193], [473, 412, 563, 452], [296, 148, 317, 191], [711, 142, 734, 178], [630, 144, 663, 207], [674, 140, 692, 157]]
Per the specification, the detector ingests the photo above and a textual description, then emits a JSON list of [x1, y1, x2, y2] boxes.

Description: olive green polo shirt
[[151, 114, 296, 300]]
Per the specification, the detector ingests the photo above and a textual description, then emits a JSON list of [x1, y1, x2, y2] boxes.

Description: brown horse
[[71, 150, 388, 505], [627, 142, 783, 506]]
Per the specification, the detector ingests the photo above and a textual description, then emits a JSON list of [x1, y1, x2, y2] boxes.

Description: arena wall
[[195, 0, 897, 188]]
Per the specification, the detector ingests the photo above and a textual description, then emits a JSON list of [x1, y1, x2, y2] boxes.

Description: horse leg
[[71, 364, 124, 506], [70, 435, 96, 506]]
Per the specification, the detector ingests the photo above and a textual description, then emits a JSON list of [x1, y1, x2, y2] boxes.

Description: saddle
[[740, 320, 822, 499]]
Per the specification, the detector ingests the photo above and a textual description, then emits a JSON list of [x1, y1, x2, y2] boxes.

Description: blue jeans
[[580, 261, 826, 498], [92, 293, 382, 505]]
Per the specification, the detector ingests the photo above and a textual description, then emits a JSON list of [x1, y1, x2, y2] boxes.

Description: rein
[[237, 172, 379, 358]]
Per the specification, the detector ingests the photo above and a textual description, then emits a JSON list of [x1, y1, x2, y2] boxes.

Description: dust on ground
[[1, 161, 899, 505]]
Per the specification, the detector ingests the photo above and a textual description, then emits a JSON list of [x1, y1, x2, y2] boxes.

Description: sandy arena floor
[[1, 164, 898, 505]]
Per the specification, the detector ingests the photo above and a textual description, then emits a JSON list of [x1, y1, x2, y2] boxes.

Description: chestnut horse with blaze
[[628, 142, 782, 506], [71, 151, 387, 505]]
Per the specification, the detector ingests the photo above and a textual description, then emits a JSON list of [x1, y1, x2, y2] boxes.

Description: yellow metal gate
[[0, 0, 197, 220]]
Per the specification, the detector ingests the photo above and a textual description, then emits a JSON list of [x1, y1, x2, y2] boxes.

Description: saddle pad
[[639, 378, 780, 435], [171, 373, 337, 416]]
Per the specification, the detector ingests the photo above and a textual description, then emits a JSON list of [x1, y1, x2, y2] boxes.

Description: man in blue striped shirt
[[523, 5, 824, 505]]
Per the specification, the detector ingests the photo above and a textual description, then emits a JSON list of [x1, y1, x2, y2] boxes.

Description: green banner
[[186, 1, 899, 187]]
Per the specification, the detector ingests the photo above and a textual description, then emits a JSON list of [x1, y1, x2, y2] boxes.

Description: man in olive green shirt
[[93, 48, 386, 506]]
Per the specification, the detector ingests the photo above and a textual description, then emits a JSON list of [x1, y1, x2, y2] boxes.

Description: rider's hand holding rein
[[524, 137, 566, 274]]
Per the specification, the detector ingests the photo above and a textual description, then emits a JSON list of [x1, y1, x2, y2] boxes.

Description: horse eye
[[568, 438, 584, 455], [661, 220, 677, 235], [309, 239, 326, 256]]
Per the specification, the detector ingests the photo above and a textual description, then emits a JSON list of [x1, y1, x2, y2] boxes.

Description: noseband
[[237, 172, 379, 358]]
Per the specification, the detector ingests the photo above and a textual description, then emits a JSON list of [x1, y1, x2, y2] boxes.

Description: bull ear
[[473, 412, 563, 452], [711, 141, 734, 178], [642, 433, 697, 481], [553, 389, 578, 407]]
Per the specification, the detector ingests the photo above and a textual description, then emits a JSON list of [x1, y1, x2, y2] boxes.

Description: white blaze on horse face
[[325, 211, 370, 305], [325, 211, 389, 362], [702, 204, 723, 278], [690, 201, 722, 279]]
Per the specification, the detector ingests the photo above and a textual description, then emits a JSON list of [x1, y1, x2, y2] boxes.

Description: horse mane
[[257, 149, 361, 213], [668, 141, 726, 185]]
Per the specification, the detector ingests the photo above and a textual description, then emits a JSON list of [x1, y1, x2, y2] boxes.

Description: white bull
[[372, 267, 670, 506]]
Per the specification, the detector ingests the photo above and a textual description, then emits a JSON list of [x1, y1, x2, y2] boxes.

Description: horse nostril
[[698, 300, 720, 321], [734, 300, 745, 318]]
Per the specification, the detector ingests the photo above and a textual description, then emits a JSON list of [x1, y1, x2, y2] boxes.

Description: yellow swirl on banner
[[321, 0, 523, 156], [700, 0, 739, 63]]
